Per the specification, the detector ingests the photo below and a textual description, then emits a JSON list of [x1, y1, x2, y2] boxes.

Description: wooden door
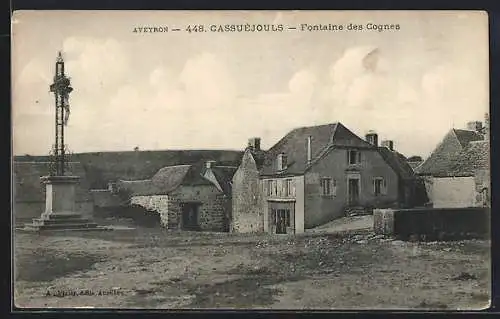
[[348, 178, 360, 205], [181, 203, 199, 230]]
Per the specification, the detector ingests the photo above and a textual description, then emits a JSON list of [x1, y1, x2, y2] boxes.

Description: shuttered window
[[373, 177, 387, 196], [321, 178, 336, 196]]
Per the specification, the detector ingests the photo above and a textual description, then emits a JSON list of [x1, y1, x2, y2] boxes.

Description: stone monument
[[24, 52, 100, 231]]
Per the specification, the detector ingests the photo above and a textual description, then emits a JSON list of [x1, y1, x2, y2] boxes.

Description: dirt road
[[14, 224, 490, 310]]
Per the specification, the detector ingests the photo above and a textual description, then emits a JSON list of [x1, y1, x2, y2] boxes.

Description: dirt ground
[[14, 217, 491, 310]]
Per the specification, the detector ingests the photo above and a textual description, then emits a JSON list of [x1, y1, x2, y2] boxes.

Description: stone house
[[414, 115, 489, 208], [117, 162, 236, 232], [231, 122, 418, 234]]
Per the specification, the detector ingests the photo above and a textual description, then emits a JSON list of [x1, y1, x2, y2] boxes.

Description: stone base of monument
[[22, 175, 110, 232]]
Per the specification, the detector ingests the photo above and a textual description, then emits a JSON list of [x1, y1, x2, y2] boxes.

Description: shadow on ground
[[15, 248, 104, 282]]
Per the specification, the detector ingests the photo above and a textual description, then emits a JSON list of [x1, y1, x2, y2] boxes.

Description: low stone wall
[[90, 189, 123, 208], [374, 207, 490, 240], [130, 195, 169, 227]]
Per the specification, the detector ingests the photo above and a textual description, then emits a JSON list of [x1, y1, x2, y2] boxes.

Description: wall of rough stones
[[130, 195, 170, 227], [231, 150, 264, 233]]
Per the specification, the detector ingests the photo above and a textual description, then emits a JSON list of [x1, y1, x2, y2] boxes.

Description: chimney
[[248, 137, 261, 151], [381, 140, 394, 151], [365, 130, 378, 147], [307, 136, 312, 164], [205, 160, 216, 169], [466, 121, 483, 132]]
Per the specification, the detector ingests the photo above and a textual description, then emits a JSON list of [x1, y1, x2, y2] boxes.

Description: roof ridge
[[291, 122, 339, 131]]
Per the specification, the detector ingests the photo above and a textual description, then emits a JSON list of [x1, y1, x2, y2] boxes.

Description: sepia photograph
[[12, 10, 490, 310]]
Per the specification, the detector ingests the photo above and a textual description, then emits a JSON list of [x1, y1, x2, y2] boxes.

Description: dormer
[[277, 153, 288, 171]]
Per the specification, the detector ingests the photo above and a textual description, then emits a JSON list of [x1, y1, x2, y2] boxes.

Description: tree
[[134, 146, 139, 151]]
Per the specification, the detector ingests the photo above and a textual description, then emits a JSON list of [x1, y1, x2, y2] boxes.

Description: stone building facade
[[232, 123, 417, 234], [119, 163, 235, 232]]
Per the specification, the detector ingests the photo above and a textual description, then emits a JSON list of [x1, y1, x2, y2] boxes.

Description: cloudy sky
[[12, 11, 488, 158]]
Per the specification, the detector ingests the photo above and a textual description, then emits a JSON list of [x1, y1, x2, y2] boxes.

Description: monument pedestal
[[24, 175, 100, 231]]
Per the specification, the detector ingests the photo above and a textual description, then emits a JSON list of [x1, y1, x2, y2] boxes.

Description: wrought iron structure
[[48, 51, 73, 176]]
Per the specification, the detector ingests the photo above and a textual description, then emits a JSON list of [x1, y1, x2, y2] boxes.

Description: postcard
[[12, 10, 490, 310]]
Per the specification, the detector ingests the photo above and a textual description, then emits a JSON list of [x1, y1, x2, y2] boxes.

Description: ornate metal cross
[[49, 51, 73, 176]]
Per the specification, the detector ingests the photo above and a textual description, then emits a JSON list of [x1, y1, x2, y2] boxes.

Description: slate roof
[[408, 161, 423, 170], [117, 164, 213, 196], [377, 147, 415, 180], [260, 123, 374, 176], [204, 166, 238, 195], [454, 129, 484, 147], [415, 129, 483, 176], [448, 140, 490, 177]]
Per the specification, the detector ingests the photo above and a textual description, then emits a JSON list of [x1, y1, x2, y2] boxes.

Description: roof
[[377, 147, 415, 180], [415, 129, 483, 176], [453, 129, 484, 147], [118, 164, 212, 196], [408, 161, 423, 170], [260, 123, 374, 176], [205, 166, 238, 195], [448, 140, 490, 177]]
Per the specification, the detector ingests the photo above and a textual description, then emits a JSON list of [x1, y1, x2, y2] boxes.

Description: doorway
[[348, 178, 360, 205], [181, 202, 200, 230], [269, 201, 294, 234], [274, 209, 290, 234]]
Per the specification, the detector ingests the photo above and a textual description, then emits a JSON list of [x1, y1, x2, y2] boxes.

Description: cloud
[[179, 52, 237, 108], [69, 51, 241, 151], [62, 37, 130, 99]]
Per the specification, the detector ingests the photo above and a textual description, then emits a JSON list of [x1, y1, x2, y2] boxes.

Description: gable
[[260, 123, 373, 176], [415, 130, 468, 176]]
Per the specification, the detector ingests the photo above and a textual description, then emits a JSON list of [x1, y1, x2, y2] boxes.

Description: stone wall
[[129, 185, 228, 232], [374, 207, 490, 240], [169, 185, 228, 232], [90, 189, 123, 208], [130, 195, 170, 227], [231, 149, 264, 233]]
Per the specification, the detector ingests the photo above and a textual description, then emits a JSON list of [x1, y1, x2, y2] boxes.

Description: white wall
[[431, 176, 476, 208]]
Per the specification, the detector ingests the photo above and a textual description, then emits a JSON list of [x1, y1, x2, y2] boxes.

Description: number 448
[[186, 25, 205, 33]]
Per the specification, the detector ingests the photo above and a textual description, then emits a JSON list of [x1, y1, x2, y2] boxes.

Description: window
[[373, 177, 387, 196], [284, 179, 293, 196], [267, 180, 273, 196], [277, 153, 288, 171], [347, 150, 361, 165], [321, 178, 336, 196], [274, 209, 291, 227]]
